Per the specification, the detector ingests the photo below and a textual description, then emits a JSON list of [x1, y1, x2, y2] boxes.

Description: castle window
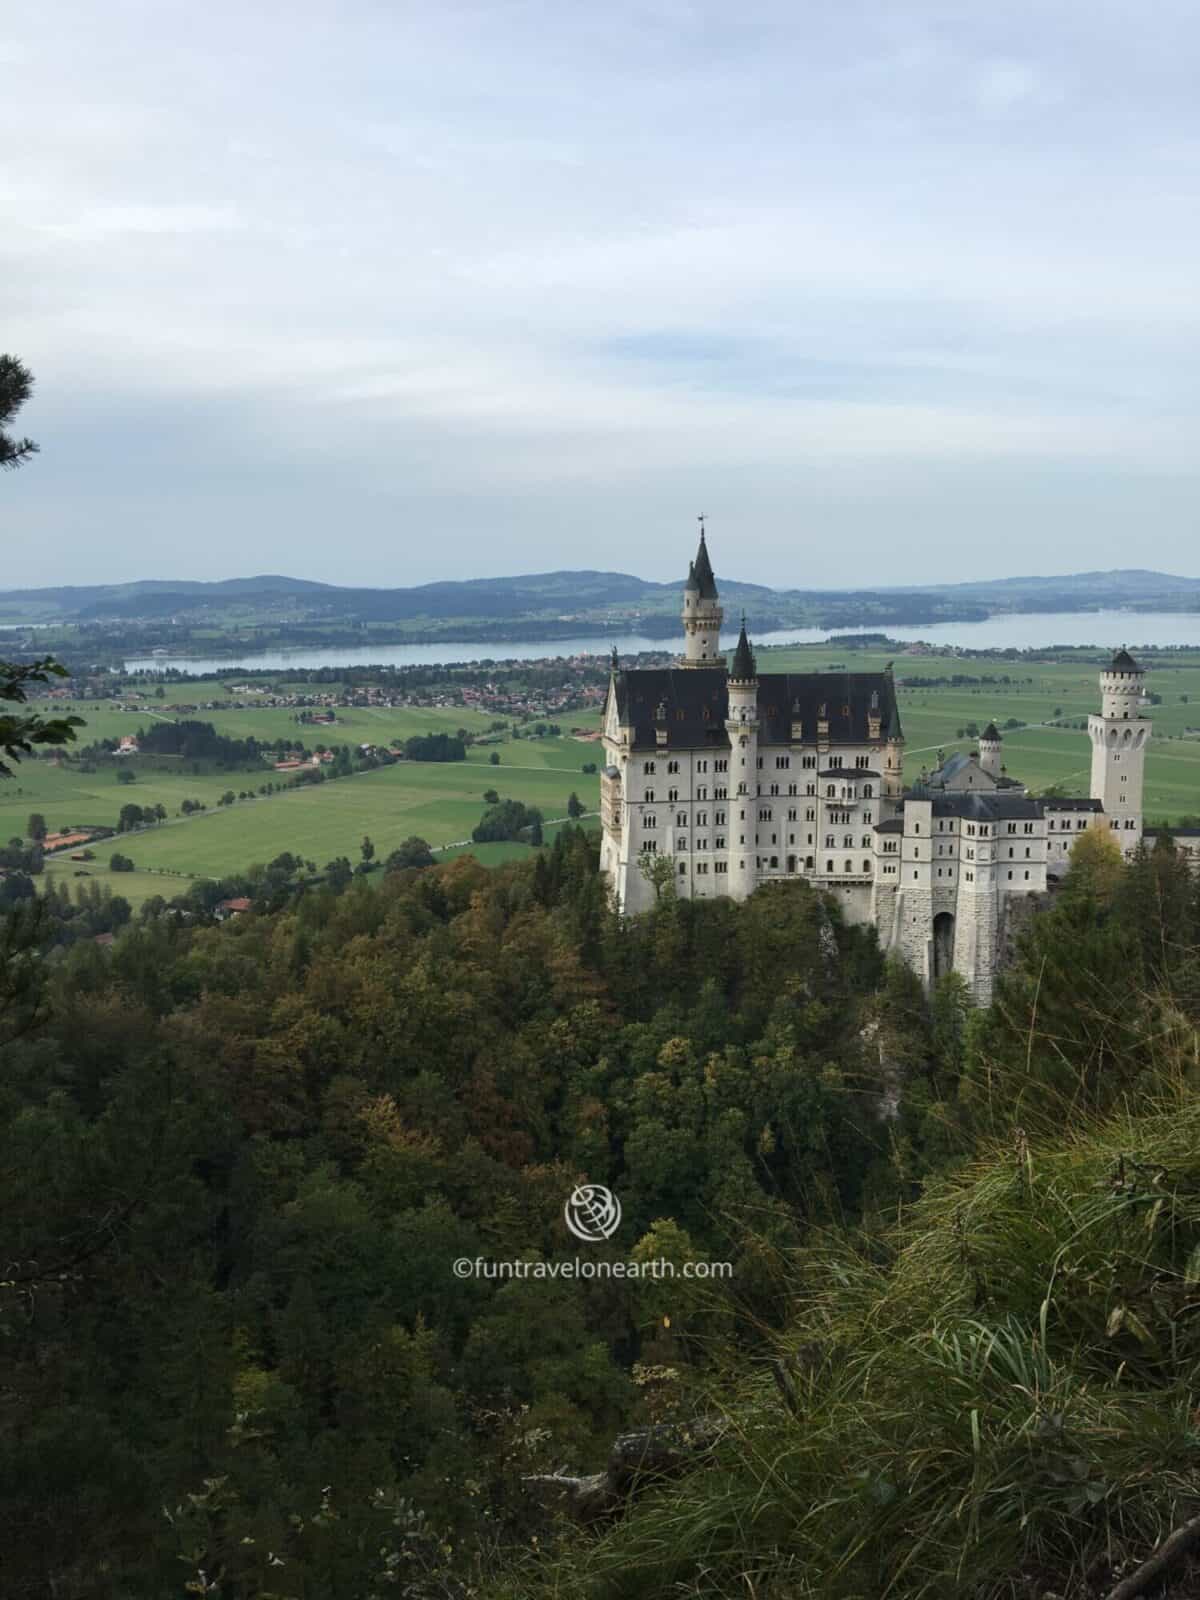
[[802, 756, 816, 769], [679, 861, 687, 874], [770, 856, 779, 868], [641, 840, 657, 853], [1024, 870, 1030, 880], [644, 789, 655, 802], [826, 785, 836, 798], [830, 757, 843, 769], [715, 758, 728, 772], [1007, 870, 1013, 880], [863, 784, 873, 798], [788, 783, 797, 796], [668, 788, 678, 802], [757, 756, 763, 768], [826, 860, 833, 873], [805, 855, 814, 869], [668, 760, 680, 774], [913, 869, 918, 879], [715, 835, 725, 848], [644, 761, 656, 774], [644, 814, 657, 828], [676, 812, 687, 827], [697, 811, 708, 826], [676, 709, 685, 721]]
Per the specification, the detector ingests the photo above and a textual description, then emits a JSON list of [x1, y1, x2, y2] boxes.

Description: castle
[[599, 528, 1198, 1001]]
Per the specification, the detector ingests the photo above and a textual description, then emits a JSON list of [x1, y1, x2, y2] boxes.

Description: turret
[[681, 523, 723, 667], [979, 722, 1002, 780], [1088, 648, 1150, 856], [724, 618, 759, 901]]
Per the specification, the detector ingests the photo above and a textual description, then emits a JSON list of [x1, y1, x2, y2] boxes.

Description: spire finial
[[698, 512, 706, 540]]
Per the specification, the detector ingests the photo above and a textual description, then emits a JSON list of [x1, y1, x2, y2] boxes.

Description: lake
[[125, 609, 1200, 674]]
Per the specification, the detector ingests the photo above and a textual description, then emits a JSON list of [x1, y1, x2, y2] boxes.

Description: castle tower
[[1088, 648, 1150, 855], [979, 722, 1002, 780], [724, 618, 759, 901], [681, 523, 723, 667]]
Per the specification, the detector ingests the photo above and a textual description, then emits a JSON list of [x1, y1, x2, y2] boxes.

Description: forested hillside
[[3, 821, 1199, 1599]]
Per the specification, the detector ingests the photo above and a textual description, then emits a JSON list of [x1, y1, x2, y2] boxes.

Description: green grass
[[95, 758, 598, 879], [41, 860, 198, 909]]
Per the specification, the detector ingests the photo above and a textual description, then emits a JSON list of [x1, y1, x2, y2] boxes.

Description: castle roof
[[683, 559, 700, 595], [1109, 648, 1142, 673], [692, 531, 719, 600], [982, 722, 1001, 742], [729, 619, 756, 681], [611, 667, 902, 751], [904, 790, 1102, 823]]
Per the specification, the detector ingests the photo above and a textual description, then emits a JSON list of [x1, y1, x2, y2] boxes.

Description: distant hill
[[0, 567, 1196, 633]]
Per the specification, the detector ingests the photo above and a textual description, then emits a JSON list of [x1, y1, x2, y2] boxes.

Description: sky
[[4, 0, 1200, 590]]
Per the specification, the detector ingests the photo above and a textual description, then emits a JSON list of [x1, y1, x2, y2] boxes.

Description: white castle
[[599, 528, 1196, 1001]]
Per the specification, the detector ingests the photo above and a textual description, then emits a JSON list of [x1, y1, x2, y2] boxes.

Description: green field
[[41, 861, 199, 909], [16, 648, 1199, 906]]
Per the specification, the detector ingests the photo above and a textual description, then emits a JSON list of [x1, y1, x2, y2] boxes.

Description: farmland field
[[15, 646, 1199, 909]]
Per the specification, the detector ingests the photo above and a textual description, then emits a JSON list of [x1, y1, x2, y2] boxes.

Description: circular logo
[[564, 1183, 622, 1243]]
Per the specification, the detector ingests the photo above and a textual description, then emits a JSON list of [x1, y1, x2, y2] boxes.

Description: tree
[[567, 792, 584, 819], [109, 852, 135, 872], [386, 836, 435, 871], [489, 751, 501, 766], [483, 789, 499, 805], [117, 766, 136, 784], [360, 835, 375, 864], [0, 354, 38, 470], [528, 816, 544, 846], [0, 658, 84, 777], [26, 813, 46, 842]]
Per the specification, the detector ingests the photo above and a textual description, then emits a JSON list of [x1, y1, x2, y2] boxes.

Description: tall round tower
[[724, 618, 759, 902], [681, 525, 723, 667], [1088, 648, 1150, 855], [979, 722, 1002, 780]]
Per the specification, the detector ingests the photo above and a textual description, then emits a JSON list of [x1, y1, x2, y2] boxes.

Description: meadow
[[17, 645, 1199, 906]]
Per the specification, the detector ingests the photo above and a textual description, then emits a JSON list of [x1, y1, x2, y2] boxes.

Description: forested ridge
[[2, 823, 1200, 1599]]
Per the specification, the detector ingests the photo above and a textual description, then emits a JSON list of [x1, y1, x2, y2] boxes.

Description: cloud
[[3, 0, 1200, 586]]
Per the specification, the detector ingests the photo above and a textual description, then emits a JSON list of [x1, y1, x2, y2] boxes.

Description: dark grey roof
[[922, 751, 976, 787], [1110, 648, 1142, 673], [819, 768, 880, 779], [905, 789, 1069, 822], [874, 819, 903, 833], [692, 533, 718, 600], [730, 621, 756, 680], [1043, 798, 1104, 812], [613, 667, 902, 750], [683, 559, 699, 594], [982, 722, 1001, 742]]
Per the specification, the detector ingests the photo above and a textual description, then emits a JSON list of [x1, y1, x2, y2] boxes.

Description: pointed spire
[[730, 613, 756, 680], [683, 557, 699, 594], [982, 721, 1001, 743], [610, 644, 619, 674], [692, 521, 718, 600]]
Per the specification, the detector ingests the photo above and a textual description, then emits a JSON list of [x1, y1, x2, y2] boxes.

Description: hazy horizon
[[6, 2, 1200, 588]]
